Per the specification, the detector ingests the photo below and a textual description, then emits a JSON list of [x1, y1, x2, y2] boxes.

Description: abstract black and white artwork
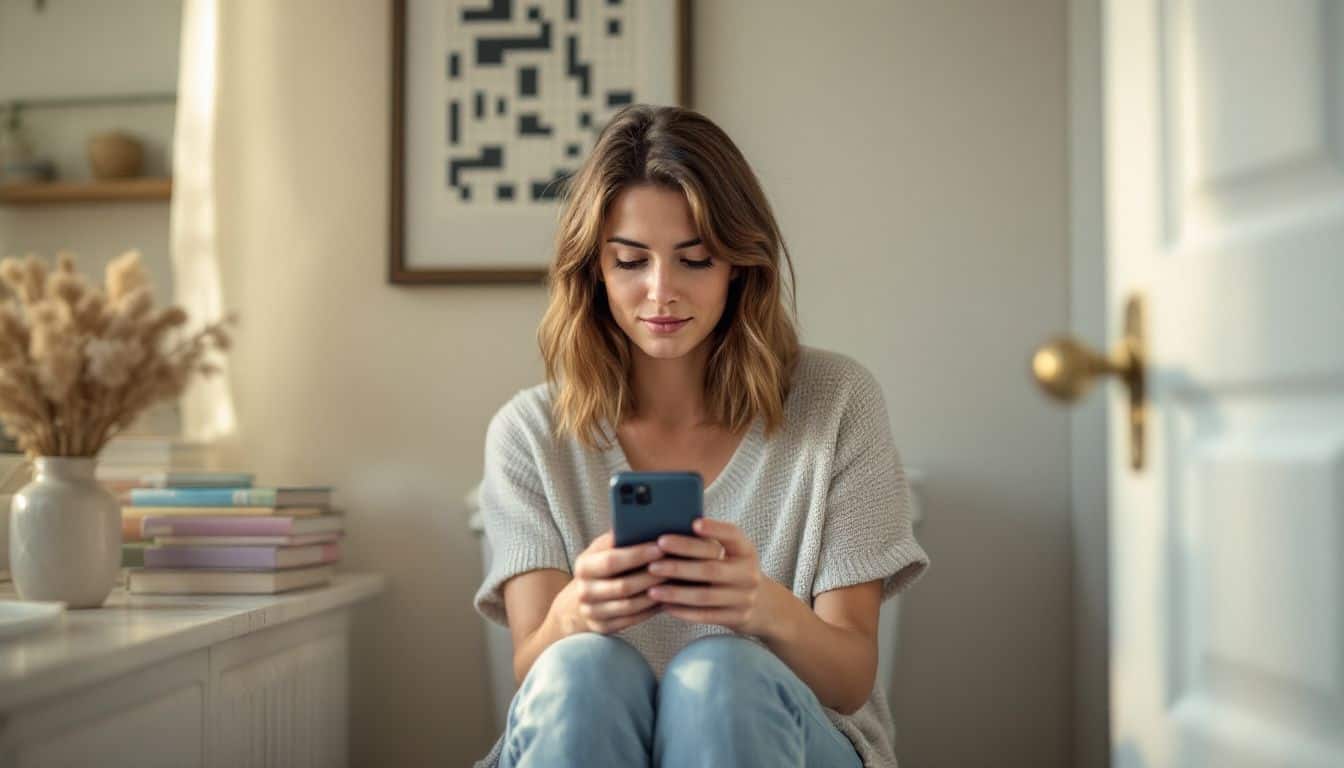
[[390, 0, 690, 283]]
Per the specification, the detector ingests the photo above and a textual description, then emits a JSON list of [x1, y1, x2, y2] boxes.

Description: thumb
[[587, 530, 614, 552]]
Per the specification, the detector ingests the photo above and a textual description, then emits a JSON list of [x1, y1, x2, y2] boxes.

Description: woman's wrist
[[545, 580, 583, 638], [751, 578, 804, 645]]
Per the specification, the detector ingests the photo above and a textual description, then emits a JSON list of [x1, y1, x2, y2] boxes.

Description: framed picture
[[389, 0, 692, 284]]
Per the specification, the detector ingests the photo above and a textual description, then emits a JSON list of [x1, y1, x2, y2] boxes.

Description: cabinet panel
[[208, 610, 350, 768], [0, 651, 208, 768]]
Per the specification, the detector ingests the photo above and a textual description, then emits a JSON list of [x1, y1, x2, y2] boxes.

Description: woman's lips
[[641, 317, 691, 334]]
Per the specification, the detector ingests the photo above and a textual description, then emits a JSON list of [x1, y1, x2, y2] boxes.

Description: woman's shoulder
[[486, 382, 556, 447], [789, 345, 884, 410]]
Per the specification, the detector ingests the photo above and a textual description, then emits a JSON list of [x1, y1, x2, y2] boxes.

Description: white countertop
[[0, 571, 386, 712]]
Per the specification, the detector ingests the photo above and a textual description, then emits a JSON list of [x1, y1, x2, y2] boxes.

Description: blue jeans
[[500, 633, 864, 768]]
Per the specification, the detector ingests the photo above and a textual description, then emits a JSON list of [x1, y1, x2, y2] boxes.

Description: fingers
[[647, 556, 747, 585], [578, 568, 667, 603], [656, 533, 726, 560], [580, 592, 661, 622], [690, 518, 751, 558], [577, 541, 664, 579], [647, 584, 744, 607]]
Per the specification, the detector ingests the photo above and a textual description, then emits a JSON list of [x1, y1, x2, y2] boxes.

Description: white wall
[[212, 1, 1072, 766], [1069, 0, 1110, 764], [0, 0, 181, 434], [0, 0, 180, 288], [695, 2, 1071, 765], [210, 4, 542, 764]]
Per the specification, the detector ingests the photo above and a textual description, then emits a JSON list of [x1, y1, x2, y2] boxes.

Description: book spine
[[130, 488, 277, 507], [140, 472, 256, 489], [144, 547, 279, 569], [140, 516, 296, 537]]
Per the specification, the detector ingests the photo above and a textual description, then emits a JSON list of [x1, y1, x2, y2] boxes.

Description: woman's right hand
[[550, 531, 669, 636]]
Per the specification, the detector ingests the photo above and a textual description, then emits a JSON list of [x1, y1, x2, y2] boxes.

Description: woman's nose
[[646, 259, 679, 305]]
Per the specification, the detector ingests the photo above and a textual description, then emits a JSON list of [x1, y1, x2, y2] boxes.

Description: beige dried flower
[[0, 250, 236, 458], [0, 258, 26, 298], [22, 254, 47, 304], [106, 249, 150, 303], [73, 291, 107, 335], [85, 337, 145, 389]]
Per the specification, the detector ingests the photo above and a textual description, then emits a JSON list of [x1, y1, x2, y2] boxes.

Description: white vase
[[9, 457, 121, 608]]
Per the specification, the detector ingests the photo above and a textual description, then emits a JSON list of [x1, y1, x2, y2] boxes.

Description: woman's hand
[[646, 517, 773, 636], [549, 530, 670, 636]]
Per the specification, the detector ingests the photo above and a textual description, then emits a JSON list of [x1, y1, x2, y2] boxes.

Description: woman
[[473, 104, 930, 768]]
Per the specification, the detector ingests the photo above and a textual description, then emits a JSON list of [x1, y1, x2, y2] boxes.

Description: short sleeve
[[471, 399, 571, 628], [812, 366, 930, 601]]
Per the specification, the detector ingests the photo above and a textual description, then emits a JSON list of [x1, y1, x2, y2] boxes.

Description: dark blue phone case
[[610, 471, 704, 549]]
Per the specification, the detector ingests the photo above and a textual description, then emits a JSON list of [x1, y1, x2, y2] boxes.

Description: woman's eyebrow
[[606, 236, 702, 251]]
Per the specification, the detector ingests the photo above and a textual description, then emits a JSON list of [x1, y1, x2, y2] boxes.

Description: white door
[[1106, 1, 1344, 766]]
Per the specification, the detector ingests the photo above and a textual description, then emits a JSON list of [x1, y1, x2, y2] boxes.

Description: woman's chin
[[632, 332, 705, 360]]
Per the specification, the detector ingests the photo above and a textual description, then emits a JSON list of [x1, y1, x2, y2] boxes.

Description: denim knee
[[522, 632, 654, 705], [659, 635, 788, 715], [505, 634, 657, 768]]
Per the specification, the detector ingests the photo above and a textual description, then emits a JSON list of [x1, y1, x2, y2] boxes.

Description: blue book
[[129, 486, 332, 508], [139, 471, 256, 489]]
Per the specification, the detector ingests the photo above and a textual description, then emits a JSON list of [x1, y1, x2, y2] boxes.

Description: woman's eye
[[682, 258, 713, 269], [614, 259, 646, 270]]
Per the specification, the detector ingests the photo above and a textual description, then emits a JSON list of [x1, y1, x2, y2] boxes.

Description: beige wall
[[695, 2, 1071, 765], [212, 1, 1070, 766], [0, 0, 180, 321]]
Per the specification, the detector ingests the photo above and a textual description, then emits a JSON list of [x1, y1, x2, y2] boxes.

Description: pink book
[[154, 532, 342, 547], [144, 542, 341, 569], [140, 515, 343, 538]]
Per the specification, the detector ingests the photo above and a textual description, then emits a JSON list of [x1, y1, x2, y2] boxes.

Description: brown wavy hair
[[538, 104, 800, 450]]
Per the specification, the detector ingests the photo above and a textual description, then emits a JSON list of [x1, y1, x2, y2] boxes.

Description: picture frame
[[389, 0, 692, 284]]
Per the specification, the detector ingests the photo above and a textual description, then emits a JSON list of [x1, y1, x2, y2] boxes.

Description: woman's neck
[[628, 340, 713, 429]]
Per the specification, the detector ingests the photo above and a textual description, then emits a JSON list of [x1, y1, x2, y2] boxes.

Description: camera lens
[[634, 485, 651, 505]]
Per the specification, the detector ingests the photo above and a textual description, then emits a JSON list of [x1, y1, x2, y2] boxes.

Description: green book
[[122, 542, 151, 568]]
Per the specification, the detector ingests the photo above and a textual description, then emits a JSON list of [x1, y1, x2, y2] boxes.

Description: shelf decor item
[[388, 0, 690, 284], [0, 104, 56, 184], [2, 250, 234, 607], [87, 131, 145, 180]]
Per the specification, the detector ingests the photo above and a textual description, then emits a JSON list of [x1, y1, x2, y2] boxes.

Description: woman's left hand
[[646, 517, 773, 636]]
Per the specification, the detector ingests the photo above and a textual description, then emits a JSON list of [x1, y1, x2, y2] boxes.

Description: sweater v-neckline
[[600, 416, 765, 504]]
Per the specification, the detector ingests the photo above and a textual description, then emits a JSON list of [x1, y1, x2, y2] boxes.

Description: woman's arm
[[503, 533, 670, 684], [502, 568, 574, 685], [755, 579, 883, 715]]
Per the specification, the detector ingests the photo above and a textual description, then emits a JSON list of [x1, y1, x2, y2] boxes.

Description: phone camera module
[[634, 484, 652, 505]]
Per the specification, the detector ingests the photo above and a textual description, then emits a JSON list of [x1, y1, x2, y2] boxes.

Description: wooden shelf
[[0, 177, 173, 206]]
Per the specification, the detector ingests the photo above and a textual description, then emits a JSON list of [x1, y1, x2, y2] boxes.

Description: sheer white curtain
[[170, 0, 235, 442]]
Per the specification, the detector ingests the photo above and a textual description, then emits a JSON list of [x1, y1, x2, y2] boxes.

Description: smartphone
[[611, 471, 704, 585]]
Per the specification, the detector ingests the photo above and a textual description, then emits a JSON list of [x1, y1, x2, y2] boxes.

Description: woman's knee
[[524, 632, 654, 697], [659, 635, 786, 710]]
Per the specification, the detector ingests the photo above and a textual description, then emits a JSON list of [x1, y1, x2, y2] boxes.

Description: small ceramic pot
[[9, 457, 121, 607], [87, 132, 144, 179]]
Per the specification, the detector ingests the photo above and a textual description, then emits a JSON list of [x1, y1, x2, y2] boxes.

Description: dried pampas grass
[[0, 249, 234, 459]]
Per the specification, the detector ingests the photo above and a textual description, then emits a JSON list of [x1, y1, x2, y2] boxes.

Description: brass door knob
[[1031, 295, 1147, 469]]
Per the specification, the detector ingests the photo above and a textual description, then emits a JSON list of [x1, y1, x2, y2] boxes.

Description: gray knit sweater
[[472, 346, 930, 768]]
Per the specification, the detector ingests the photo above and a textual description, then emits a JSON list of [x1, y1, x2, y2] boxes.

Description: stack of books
[[123, 471, 343, 595]]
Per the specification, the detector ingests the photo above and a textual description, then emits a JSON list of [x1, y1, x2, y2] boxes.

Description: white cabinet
[[9, 652, 207, 768], [0, 574, 383, 768], [208, 612, 349, 768]]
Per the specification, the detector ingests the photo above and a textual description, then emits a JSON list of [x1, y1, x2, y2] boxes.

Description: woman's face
[[598, 184, 734, 361]]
